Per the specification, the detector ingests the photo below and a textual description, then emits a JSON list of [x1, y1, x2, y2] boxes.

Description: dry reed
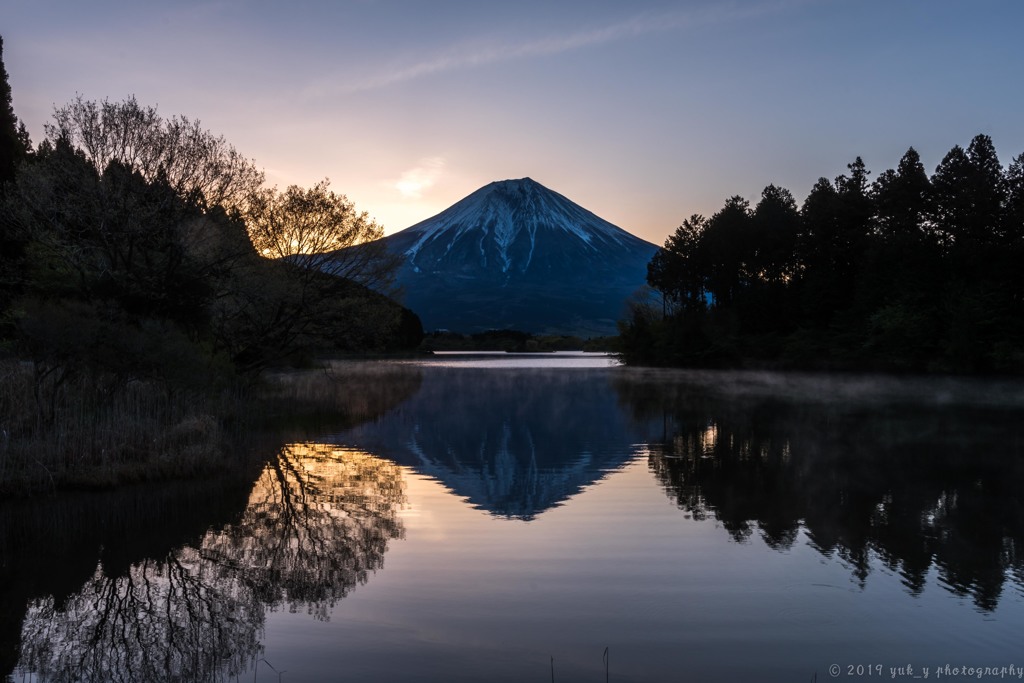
[[0, 359, 423, 496]]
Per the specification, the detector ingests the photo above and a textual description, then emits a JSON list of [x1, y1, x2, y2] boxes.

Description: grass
[[0, 358, 422, 496], [260, 359, 422, 426], [0, 361, 229, 494]]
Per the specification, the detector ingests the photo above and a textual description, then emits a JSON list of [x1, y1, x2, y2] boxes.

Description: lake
[[4, 353, 1024, 682]]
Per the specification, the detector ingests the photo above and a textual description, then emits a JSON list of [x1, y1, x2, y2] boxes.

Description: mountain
[[374, 178, 659, 336]]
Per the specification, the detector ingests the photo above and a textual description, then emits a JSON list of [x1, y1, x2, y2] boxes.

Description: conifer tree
[[1, 35, 31, 322], [0, 36, 29, 191]]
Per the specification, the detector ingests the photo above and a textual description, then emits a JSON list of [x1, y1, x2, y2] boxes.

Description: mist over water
[[5, 357, 1024, 682]]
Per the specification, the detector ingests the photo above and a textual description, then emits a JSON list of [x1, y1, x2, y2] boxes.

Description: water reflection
[[1, 475, 258, 682], [8, 363, 1024, 682], [11, 445, 405, 682], [204, 444, 405, 617], [329, 368, 648, 519], [614, 370, 1024, 611]]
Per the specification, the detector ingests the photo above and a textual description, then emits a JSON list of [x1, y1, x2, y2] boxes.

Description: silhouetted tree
[[796, 176, 846, 327], [927, 135, 1015, 370], [872, 147, 931, 244], [702, 195, 752, 310], [0, 35, 31, 327], [647, 214, 707, 314], [245, 179, 400, 292], [622, 135, 1024, 372], [750, 184, 800, 285], [1006, 153, 1024, 241], [5, 95, 417, 389], [5, 138, 234, 387], [857, 148, 941, 368], [742, 184, 800, 335], [46, 96, 263, 211], [0, 36, 29, 192], [1003, 152, 1024, 320], [930, 136, 1007, 262]]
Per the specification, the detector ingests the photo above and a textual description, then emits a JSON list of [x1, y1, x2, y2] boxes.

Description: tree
[[851, 148, 943, 367], [5, 138, 231, 386], [0, 35, 32, 324], [623, 135, 1024, 372], [244, 180, 399, 292], [928, 136, 1021, 370], [872, 147, 930, 243], [0, 36, 30, 191], [46, 95, 263, 211], [796, 177, 842, 326], [865, 147, 938, 301], [929, 136, 1006, 254], [796, 159, 874, 330], [205, 179, 409, 371], [701, 195, 752, 309], [6, 94, 417, 383], [741, 184, 801, 336], [1006, 153, 1024, 241], [965, 134, 1007, 242], [750, 184, 800, 286], [1002, 152, 1024, 339], [834, 157, 874, 262], [647, 214, 707, 314]]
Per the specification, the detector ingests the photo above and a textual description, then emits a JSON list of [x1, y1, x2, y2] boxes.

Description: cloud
[[395, 157, 446, 199], [306, 0, 812, 97]]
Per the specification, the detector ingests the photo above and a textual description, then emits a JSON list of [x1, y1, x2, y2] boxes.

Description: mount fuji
[[375, 178, 659, 336]]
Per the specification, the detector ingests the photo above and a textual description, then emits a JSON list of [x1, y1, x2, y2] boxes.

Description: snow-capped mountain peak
[[332, 177, 659, 336], [394, 178, 642, 276]]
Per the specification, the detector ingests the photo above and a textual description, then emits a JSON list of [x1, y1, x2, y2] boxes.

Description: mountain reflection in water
[[6, 362, 1024, 682], [325, 367, 648, 519]]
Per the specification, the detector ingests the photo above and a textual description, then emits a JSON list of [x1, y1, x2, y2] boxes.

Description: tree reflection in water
[[615, 371, 1024, 612], [204, 444, 406, 619], [17, 444, 405, 682]]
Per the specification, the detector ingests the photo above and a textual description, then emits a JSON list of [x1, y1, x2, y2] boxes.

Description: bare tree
[[245, 179, 400, 292], [46, 95, 264, 211]]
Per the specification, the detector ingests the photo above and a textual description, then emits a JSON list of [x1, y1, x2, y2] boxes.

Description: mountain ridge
[[340, 178, 659, 336]]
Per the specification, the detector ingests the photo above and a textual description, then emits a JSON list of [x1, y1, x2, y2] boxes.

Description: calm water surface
[[4, 353, 1024, 682]]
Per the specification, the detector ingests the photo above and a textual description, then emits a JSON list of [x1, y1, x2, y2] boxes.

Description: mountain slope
[[364, 178, 658, 336]]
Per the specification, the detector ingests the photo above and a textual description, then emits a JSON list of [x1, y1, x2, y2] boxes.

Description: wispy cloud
[[395, 157, 446, 199], [306, 0, 811, 98]]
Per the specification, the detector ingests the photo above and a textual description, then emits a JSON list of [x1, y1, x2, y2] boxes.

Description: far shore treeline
[[621, 136, 1024, 373], [4, 28, 1024, 494], [0, 37, 421, 493]]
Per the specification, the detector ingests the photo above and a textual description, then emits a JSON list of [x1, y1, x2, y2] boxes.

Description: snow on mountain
[[389, 177, 649, 280], [332, 177, 660, 336]]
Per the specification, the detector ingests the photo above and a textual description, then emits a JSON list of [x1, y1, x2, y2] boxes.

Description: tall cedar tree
[[631, 136, 1024, 372], [0, 36, 29, 189], [0, 35, 31, 320]]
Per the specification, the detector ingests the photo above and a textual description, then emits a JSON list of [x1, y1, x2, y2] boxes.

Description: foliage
[[245, 180, 399, 292], [0, 36, 30, 191], [0, 69, 422, 494], [2, 91, 417, 378], [46, 95, 264, 211], [624, 134, 1024, 373], [0, 36, 32, 329]]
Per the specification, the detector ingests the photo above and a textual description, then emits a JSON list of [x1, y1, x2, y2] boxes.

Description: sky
[[3, 0, 1024, 246]]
